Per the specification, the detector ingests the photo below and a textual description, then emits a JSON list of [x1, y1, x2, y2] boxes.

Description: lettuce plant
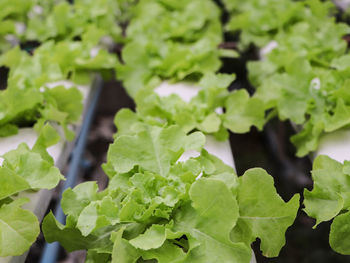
[[0, 124, 64, 257], [116, 0, 224, 97], [304, 155, 350, 255], [43, 119, 299, 262]]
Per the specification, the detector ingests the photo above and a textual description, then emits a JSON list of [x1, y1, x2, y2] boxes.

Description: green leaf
[[198, 72, 235, 90], [324, 98, 350, 132], [224, 90, 265, 133], [0, 124, 18, 137], [3, 143, 63, 190], [197, 113, 221, 133], [61, 182, 99, 220], [290, 121, 324, 157], [32, 123, 61, 164], [44, 85, 83, 123], [76, 196, 119, 237], [0, 167, 30, 200], [129, 224, 166, 250], [236, 168, 300, 257], [173, 202, 251, 263], [169, 178, 252, 263], [140, 240, 186, 263], [0, 200, 39, 257], [106, 125, 205, 177], [42, 211, 114, 253], [304, 155, 350, 226], [329, 210, 350, 255], [189, 178, 239, 242], [77, 202, 100, 237], [111, 228, 139, 263]]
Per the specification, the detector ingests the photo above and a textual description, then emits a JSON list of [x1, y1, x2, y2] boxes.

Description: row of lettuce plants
[[41, 0, 300, 262], [222, 0, 350, 255], [0, 0, 121, 257]]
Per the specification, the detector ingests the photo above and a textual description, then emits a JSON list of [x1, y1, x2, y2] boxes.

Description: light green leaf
[[236, 168, 300, 257], [0, 167, 30, 200], [224, 90, 265, 133], [172, 179, 251, 263], [197, 113, 221, 133], [190, 179, 239, 242], [42, 211, 113, 253], [106, 125, 205, 176], [3, 143, 63, 190], [61, 182, 99, 220], [329, 210, 350, 255], [111, 228, 139, 263], [304, 155, 350, 226], [140, 240, 186, 263], [0, 200, 39, 257], [129, 225, 166, 250], [77, 203, 99, 237]]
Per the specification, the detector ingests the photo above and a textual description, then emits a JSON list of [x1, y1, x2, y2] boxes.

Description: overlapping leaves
[[304, 155, 350, 254], [223, 0, 350, 156], [116, 0, 224, 97], [0, 0, 127, 53], [43, 118, 299, 262], [0, 35, 118, 138], [223, 0, 335, 49], [132, 73, 266, 140], [248, 19, 350, 156], [0, 124, 64, 257]]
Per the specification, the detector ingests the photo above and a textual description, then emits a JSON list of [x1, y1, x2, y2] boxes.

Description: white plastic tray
[[155, 81, 256, 263], [315, 129, 350, 162]]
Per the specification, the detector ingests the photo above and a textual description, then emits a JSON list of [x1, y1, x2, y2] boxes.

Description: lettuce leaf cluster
[[0, 25, 118, 138], [304, 155, 350, 255], [223, 0, 335, 49], [43, 117, 299, 262], [116, 0, 225, 97], [223, 0, 350, 156], [0, 124, 64, 257], [0, 0, 42, 52], [131, 73, 266, 140], [249, 19, 350, 156], [0, 0, 127, 53]]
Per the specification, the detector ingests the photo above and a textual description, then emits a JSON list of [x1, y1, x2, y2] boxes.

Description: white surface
[[177, 135, 235, 168], [316, 129, 350, 162], [205, 135, 236, 168], [178, 150, 201, 163], [259, 40, 278, 59], [90, 47, 100, 58], [155, 81, 256, 263], [310, 78, 321, 91], [155, 81, 201, 103], [0, 128, 64, 163], [334, 0, 350, 10]]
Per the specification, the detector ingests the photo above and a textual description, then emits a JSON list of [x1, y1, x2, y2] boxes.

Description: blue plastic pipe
[[40, 75, 103, 263]]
